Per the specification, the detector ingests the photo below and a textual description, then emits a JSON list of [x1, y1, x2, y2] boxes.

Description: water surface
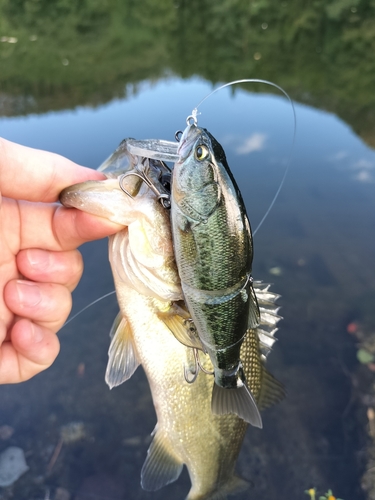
[[1, 3, 375, 500]]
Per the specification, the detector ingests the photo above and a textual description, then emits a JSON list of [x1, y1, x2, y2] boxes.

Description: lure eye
[[195, 145, 209, 161]]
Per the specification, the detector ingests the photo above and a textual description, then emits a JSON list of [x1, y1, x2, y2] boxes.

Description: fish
[[171, 123, 263, 427], [60, 139, 285, 499]]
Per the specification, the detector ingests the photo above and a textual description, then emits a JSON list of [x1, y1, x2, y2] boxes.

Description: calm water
[[1, 3, 375, 500]]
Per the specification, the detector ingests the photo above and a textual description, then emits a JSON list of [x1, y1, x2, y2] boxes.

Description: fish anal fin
[[141, 430, 183, 491], [258, 368, 286, 411], [105, 312, 140, 389], [159, 304, 204, 350], [187, 475, 250, 500], [211, 384, 263, 428]]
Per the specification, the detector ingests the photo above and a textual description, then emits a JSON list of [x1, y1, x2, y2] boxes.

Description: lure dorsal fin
[[105, 311, 140, 389], [141, 430, 183, 491], [254, 281, 282, 359], [257, 368, 286, 411]]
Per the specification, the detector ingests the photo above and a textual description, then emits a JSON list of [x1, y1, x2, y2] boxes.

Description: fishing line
[[60, 290, 116, 332], [190, 79, 297, 236], [61, 80, 296, 332]]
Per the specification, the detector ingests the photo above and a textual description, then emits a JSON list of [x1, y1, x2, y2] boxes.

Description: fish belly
[[113, 275, 248, 499]]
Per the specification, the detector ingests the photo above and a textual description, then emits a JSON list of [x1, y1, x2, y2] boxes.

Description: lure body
[[171, 124, 262, 426]]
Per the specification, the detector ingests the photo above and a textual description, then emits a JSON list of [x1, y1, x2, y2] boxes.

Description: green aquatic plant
[[305, 487, 344, 500], [357, 348, 375, 364]]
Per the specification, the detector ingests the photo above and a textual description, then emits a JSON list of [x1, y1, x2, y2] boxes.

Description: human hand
[[0, 138, 123, 384]]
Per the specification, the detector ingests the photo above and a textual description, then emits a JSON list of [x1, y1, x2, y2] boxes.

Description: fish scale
[[59, 137, 284, 499]]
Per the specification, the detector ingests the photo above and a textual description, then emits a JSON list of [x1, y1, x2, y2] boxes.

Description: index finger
[[0, 137, 105, 202]]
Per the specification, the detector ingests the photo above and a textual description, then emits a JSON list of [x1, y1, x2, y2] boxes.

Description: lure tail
[[211, 382, 262, 428]]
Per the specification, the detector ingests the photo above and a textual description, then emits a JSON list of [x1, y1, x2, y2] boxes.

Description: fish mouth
[[177, 124, 201, 161], [60, 179, 120, 208]]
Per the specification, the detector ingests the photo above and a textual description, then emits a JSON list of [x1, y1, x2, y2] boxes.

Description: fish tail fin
[[186, 475, 250, 500], [211, 382, 262, 428]]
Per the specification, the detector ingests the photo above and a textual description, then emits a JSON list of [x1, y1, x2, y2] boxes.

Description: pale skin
[[0, 138, 123, 384]]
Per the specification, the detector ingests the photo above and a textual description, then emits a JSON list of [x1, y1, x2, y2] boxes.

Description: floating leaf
[[357, 349, 374, 364]]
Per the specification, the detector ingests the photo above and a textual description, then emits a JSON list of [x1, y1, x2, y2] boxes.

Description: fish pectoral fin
[[105, 312, 140, 389], [257, 367, 286, 411], [159, 305, 204, 351], [141, 430, 183, 491], [108, 310, 122, 340], [211, 383, 263, 428]]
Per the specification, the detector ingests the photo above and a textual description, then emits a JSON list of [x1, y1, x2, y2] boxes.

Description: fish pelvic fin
[[211, 382, 262, 428], [258, 367, 286, 411], [186, 475, 250, 500], [158, 302, 204, 350], [141, 430, 183, 491], [105, 311, 140, 389]]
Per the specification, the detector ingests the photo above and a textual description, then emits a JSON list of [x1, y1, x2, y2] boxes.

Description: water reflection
[[1, 0, 375, 148], [1, 78, 375, 499]]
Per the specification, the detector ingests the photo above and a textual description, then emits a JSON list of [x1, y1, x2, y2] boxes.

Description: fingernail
[[26, 249, 50, 270], [30, 322, 44, 343], [16, 280, 42, 307]]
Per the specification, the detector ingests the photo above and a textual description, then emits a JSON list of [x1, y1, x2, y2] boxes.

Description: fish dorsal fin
[[247, 284, 261, 328], [141, 430, 183, 491], [158, 302, 204, 351], [257, 368, 286, 411], [105, 311, 140, 389]]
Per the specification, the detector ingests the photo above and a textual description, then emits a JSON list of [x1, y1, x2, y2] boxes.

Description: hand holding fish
[[0, 138, 124, 384]]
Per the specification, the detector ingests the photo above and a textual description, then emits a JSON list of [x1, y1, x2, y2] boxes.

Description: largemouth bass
[[60, 140, 284, 499], [171, 123, 262, 427]]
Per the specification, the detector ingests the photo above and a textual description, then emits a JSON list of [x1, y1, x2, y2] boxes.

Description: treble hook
[[184, 348, 200, 384], [119, 171, 143, 199], [183, 348, 214, 384], [119, 168, 171, 208], [184, 364, 199, 384]]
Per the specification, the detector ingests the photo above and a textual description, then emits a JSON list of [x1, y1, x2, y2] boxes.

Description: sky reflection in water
[[1, 78, 375, 500]]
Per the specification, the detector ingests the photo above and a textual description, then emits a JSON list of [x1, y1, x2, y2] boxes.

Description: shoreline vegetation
[[1, 0, 374, 148]]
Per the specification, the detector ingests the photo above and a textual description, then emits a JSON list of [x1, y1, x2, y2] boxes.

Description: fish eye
[[195, 145, 209, 161]]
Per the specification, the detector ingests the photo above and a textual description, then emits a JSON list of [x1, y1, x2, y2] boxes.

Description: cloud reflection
[[235, 133, 267, 154], [354, 170, 373, 182], [329, 150, 375, 183], [351, 159, 375, 183], [329, 150, 348, 161]]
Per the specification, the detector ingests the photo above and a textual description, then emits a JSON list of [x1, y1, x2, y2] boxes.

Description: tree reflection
[[0, 0, 374, 146]]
